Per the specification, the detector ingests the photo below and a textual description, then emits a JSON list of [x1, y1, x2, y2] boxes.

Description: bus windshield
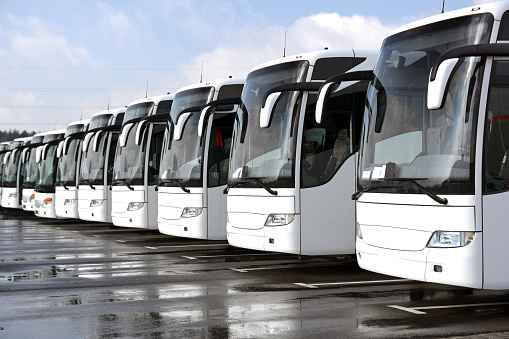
[[159, 87, 214, 188], [24, 148, 40, 186], [113, 122, 145, 185], [3, 151, 20, 186], [38, 145, 57, 188], [80, 132, 108, 185], [56, 139, 80, 185], [359, 14, 493, 195], [229, 61, 308, 188]]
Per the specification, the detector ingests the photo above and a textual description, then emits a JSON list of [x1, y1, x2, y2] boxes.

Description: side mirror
[[62, 137, 72, 156], [82, 132, 94, 152], [199, 106, 214, 137], [174, 112, 191, 141], [260, 92, 281, 128], [36, 146, 42, 163], [135, 120, 148, 145], [56, 141, 64, 158], [93, 131, 104, 152], [427, 58, 459, 110], [315, 82, 335, 124], [11, 149, 18, 164], [119, 123, 133, 148], [3, 153, 9, 165], [42, 144, 50, 161], [21, 148, 29, 163]]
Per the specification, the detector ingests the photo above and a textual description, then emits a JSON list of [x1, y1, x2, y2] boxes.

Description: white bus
[[157, 78, 244, 239], [34, 129, 65, 218], [111, 94, 174, 229], [0, 141, 11, 204], [21, 132, 46, 211], [55, 120, 90, 219], [348, 1, 509, 289], [225, 49, 377, 255], [78, 108, 125, 223], [1, 137, 32, 209]]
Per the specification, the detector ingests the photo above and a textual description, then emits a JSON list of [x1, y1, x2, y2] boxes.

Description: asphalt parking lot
[[1, 213, 509, 338]]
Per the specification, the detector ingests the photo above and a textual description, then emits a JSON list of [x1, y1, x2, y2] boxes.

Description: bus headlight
[[181, 207, 203, 218], [43, 198, 53, 207], [90, 199, 104, 207], [8, 193, 16, 199], [30, 194, 35, 202], [265, 214, 295, 226], [64, 199, 76, 205], [427, 231, 475, 248], [127, 202, 144, 211]]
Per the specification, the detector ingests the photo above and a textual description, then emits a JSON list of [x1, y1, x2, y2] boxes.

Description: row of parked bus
[[2, 1, 509, 290]]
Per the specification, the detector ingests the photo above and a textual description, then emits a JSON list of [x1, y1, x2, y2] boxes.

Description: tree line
[[0, 130, 37, 143]]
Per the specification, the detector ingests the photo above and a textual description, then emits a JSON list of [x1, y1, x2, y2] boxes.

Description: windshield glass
[[56, 139, 80, 185], [89, 114, 113, 130], [113, 122, 145, 185], [124, 102, 154, 122], [38, 145, 57, 188], [80, 131, 108, 185], [24, 148, 39, 186], [159, 87, 214, 187], [359, 14, 493, 195], [3, 151, 20, 186], [228, 61, 308, 188]]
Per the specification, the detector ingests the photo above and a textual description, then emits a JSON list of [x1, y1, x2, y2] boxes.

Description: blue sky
[[0, 0, 491, 132]]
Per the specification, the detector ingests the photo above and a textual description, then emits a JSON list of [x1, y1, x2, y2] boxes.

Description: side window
[[207, 113, 235, 187], [301, 90, 365, 188], [484, 61, 509, 193], [148, 125, 165, 185]]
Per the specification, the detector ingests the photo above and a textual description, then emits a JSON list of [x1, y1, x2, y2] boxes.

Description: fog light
[[127, 202, 144, 211], [181, 207, 203, 218], [64, 199, 76, 205], [43, 198, 52, 207], [427, 231, 475, 248], [264, 214, 295, 226], [356, 222, 363, 239], [90, 199, 104, 207]]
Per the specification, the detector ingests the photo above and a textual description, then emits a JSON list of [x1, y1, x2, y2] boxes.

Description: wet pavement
[[1, 214, 509, 338]]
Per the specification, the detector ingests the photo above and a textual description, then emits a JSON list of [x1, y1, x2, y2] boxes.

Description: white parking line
[[228, 267, 275, 273], [92, 235, 101, 237], [182, 253, 277, 260], [116, 240, 127, 243], [144, 244, 229, 250], [388, 301, 509, 315], [294, 279, 412, 289]]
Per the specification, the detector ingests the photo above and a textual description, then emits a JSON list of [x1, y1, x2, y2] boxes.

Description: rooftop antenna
[[442, 0, 445, 13], [108, 94, 111, 110], [145, 80, 149, 98], [200, 61, 204, 83], [283, 30, 287, 57], [80, 106, 83, 121]]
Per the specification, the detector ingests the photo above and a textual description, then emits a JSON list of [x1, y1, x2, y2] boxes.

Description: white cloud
[[96, 3, 140, 47], [5, 14, 105, 68], [177, 12, 394, 84]]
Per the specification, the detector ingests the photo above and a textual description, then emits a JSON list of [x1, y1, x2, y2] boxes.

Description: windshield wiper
[[223, 178, 277, 196], [111, 179, 134, 191], [159, 178, 190, 193], [80, 179, 96, 190], [56, 181, 69, 190], [385, 178, 448, 205], [351, 185, 401, 200]]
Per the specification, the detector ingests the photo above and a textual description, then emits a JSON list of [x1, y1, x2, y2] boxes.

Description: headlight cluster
[[127, 202, 144, 211], [181, 207, 203, 218], [43, 198, 52, 207], [64, 199, 76, 205], [90, 199, 104, 207], [30, 194, 35, 202], [8, 193, 16, 199], [264, 214, 295, 226], [427, 231, 475, 248]]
